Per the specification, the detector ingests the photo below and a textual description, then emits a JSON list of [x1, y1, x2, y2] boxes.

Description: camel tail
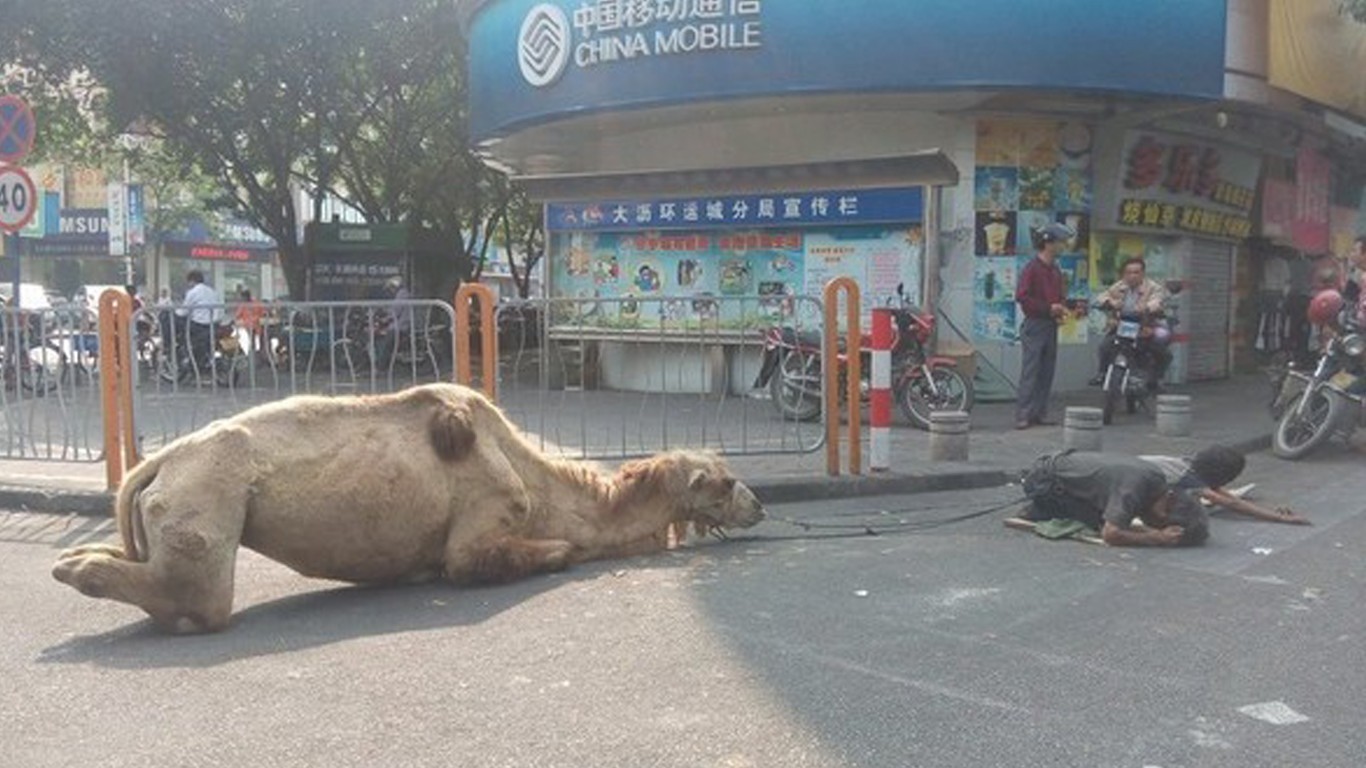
[[115, 453, 162, 562]]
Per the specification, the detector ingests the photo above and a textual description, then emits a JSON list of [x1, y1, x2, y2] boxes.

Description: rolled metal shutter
[[1185, 239, 1232, 381]]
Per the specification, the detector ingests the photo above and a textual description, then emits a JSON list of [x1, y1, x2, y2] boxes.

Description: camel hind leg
[[53, 426, 254, 633]]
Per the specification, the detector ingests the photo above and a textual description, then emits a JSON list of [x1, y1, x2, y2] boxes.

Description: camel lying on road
[[53, 383, 766, 633]]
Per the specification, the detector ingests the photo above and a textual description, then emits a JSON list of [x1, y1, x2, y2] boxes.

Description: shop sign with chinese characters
[[1110, 130, 1262, 242], [547, 187, 923, 232]]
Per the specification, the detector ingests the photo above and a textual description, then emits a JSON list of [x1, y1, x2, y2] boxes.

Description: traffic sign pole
[[0, 95, 35, 308]]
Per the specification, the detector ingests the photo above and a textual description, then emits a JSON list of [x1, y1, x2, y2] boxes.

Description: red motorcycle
[[753, 285, 974, 429]]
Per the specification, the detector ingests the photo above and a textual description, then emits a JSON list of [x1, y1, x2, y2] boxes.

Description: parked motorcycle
[[752, 284, 974, 429], [1270, 318, 1366, 460], [156, 315, 247, 388]]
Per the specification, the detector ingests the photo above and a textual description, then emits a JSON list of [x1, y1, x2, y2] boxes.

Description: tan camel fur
[[52, 383, 765, 633]]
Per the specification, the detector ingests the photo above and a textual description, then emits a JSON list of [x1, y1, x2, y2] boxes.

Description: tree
[[1344, 0, 1366, 23], [8, 0, 530, 299]]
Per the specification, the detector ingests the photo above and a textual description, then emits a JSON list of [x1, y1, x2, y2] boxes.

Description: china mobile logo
[[519, 4, 571, 87]]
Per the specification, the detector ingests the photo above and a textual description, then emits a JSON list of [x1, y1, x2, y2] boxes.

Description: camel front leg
[[443, 535, 575, 586]]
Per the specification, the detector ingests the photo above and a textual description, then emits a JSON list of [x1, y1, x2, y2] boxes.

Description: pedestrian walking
[[1014, 221, 1076, 429]]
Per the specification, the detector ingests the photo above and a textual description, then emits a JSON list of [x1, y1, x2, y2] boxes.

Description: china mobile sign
[[519, 0, 763, 87]]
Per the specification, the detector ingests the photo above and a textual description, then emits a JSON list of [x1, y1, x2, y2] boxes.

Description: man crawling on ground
[[1020, 450, 1210, 547], [1138, 444, 1310, 526]]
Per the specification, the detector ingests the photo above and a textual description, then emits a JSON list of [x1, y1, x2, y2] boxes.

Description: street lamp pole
[[122, 153, 133, 285]]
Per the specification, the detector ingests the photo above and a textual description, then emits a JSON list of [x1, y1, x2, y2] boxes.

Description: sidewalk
[[0, 374, 1279, 516]]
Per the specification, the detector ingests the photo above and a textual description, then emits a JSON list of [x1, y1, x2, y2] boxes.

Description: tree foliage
[[1344, 0, 1366, 23], [8, 0, 542, 299]]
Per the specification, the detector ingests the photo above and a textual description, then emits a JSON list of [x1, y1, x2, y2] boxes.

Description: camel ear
[[688, 468, 709, 490]]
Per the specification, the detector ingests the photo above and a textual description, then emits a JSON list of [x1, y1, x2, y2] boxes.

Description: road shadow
[[36, 553, 691, 670]]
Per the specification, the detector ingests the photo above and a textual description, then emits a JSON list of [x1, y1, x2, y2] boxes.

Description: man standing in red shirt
[[1014, 222, 1075, 429]]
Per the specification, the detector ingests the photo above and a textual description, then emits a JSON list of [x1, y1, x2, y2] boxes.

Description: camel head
[[614, 451, 766, 533]]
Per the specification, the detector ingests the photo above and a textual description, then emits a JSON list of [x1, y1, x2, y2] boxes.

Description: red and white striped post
[[869, 308, 894, 472]]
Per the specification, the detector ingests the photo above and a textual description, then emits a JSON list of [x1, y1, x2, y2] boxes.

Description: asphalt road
[[4, 449, 1365, 768]]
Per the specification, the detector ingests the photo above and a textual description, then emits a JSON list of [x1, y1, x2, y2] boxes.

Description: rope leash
[[707, 493, 1029, 543]]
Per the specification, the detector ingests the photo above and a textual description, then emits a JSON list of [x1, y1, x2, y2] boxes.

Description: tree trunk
[[278, 241, 309, 300]]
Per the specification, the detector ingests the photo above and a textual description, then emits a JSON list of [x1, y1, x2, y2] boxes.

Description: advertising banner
[[107, 183, 127, 257], [126, 184, 146, 248], [1105, 130, 1261, 242], [1292, 147, 1331, 253], [550, 225, 922, 330], [1268, 0, 1366, 120]]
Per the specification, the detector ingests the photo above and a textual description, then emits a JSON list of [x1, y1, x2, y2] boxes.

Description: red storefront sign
[[1292, 147, 1331, 253]]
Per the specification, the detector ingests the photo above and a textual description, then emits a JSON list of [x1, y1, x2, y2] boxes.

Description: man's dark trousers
[[1016, 316, 1058, 423]]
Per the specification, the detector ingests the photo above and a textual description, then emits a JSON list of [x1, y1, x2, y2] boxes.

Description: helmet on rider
[[1307, 289, 1344, 327]]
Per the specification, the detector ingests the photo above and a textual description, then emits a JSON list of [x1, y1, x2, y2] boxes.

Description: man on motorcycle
[[177, 269, 223, 368], [1348, 235, 1366, 329], [1088, 257, 1171, 388]]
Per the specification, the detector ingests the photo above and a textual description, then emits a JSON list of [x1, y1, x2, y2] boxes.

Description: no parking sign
[[0, 94, 36, 165]]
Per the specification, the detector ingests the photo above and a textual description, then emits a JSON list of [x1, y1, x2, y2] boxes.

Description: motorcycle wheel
[[1272, 388, 1341, 460], [214, 356, 246, 389], [156, 354, 182, 385], [1102, 369, 1124, 425], [897, 366, 975, 430], [768, 349, 822, 422]]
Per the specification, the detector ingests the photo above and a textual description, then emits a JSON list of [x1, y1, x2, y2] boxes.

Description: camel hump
[[426, 391, 478, 462]]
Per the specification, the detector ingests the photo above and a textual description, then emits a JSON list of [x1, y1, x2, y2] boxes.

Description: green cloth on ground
[[1031, 518, 1099, 541]]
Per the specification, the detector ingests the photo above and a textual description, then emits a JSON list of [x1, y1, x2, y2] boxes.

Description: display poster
[[973, 119, 1095, 344], [550, 226, 922, 331]]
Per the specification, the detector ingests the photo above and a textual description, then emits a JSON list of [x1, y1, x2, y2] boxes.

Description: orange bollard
[[98, 290, 125, 491], [823, 278, 862, 476], [454, 282, 498, 401]]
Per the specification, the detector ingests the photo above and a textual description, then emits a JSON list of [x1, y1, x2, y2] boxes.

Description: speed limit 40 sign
[[0, 164, 37, 233]]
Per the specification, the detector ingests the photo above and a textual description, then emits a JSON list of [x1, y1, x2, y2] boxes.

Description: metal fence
[[493, 294, 827, 460], [5, 293, 832, 466], [1, 305, 105, 461], [130, 299, 459, 455]]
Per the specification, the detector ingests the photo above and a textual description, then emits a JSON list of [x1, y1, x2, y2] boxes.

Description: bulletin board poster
[[549, 226, 923, 331], [973, 119, 1095, 344]]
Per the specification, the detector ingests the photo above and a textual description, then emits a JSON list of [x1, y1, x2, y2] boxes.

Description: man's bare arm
[[1198, 488, 1311, 525], [1101, 521, 1185, 547]]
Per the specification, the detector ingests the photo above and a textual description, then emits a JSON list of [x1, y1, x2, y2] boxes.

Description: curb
[[0, 486, 113, 517], [0, 431, 1276, 518]]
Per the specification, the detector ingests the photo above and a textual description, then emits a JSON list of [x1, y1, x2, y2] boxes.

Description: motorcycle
[[156, 315, 247, 388], [1094, 308, 1168, 425], [1092, 282, 1182, 425], [1270, 322, 1366, 460], [752, 284, 974, 429]]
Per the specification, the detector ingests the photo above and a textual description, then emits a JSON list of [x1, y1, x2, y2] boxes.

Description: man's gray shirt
[[1047, 452, 1168, 529]]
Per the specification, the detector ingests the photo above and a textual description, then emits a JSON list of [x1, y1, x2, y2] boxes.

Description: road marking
[[1237, 701, 1309, 725]]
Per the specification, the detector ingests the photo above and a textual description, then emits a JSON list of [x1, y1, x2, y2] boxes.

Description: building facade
[[462, 0, 1366, 393]]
